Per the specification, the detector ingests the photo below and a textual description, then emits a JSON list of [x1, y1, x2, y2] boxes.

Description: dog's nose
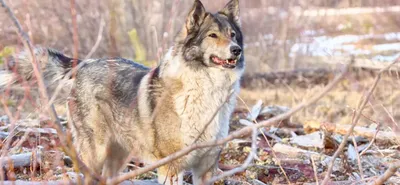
[[230, 46, 242, 56]]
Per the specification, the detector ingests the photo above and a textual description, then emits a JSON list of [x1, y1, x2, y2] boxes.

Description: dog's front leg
[[192, 162, 217, 185], [157, 165, 183, 185]]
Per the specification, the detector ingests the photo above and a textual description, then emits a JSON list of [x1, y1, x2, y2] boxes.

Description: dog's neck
[[148, 66, 160, 86], [157, 47, 183, 80]]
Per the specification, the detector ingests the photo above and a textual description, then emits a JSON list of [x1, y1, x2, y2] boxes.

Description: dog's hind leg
[[75, 137, 108, 184], [101, 142, 130, 178], [68, 100, 108, 181]]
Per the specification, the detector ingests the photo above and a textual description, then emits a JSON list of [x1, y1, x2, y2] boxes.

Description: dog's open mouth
[[210, 55, 237, 69]]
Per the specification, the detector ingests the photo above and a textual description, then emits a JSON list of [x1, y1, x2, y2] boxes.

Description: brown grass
[[240, 73, 400, 127]]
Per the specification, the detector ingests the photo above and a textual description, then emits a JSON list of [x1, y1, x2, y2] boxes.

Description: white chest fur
[[174, 67, 239, 144]]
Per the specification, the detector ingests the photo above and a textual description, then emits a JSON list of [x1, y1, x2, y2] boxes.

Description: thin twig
[[369, 162, 400, 185], [351, 134, 364, 180], [70, 0, 80, 59], [85, 17, 105, 59], [347, 109, 364, 180], [381, 105, 399, 128], [262, 130, 291, 184], [360, 122, 381, 156], [311, 155, 319, 185], [47, 62, 87, 110], [151, 25, 161, 65], [321, 58, 399, 185], [261, 128, 282, 142], [206, 127, 258, 185], [108, 59, 353, 184], [381, 105, 400, 144]]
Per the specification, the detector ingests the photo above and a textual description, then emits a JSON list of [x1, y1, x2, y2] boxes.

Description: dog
[[0, 0, 244, 184]]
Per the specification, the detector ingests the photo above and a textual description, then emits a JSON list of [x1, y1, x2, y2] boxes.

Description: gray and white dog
[[0, 0, 244, 184]]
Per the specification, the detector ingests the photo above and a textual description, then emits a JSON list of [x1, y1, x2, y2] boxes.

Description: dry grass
[[240, 73, 400, 127]]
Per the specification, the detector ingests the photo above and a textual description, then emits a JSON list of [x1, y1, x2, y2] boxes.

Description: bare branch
[[351, 134, 364, 180], [70, 0, 80, 59], [206, 127, 258, 185], [85, 17, 105, 59], [311, 156, 319, 185], [370, 162, 400, 185], [359, 122, 381, 156]]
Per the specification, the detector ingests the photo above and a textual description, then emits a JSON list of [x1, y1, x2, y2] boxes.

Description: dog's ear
[[185, 0, 206, 33], [220, 0, 241, 27]]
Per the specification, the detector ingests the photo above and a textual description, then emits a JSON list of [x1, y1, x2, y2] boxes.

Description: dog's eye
[[231, 32, 236, 38], [208, 33, 218, 38]]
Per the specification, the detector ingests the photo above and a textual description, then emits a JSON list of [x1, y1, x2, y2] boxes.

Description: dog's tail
[[0, 47, 80, 89]]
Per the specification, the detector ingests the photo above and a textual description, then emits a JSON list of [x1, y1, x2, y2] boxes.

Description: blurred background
[[1, 0, 400, 71], [1, 0, 400, 128]]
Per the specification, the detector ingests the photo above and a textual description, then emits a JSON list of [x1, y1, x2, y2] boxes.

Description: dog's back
[[67, 58, 154, 178]]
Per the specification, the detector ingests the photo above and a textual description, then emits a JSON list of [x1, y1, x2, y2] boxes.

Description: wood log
[[272, 143, 325, 159], [0, 152, 41, 170], [241, 63, 399, 89], [304, 122, 400, 144], [0, 131, 8, 140], [241, 68, 335, 89]]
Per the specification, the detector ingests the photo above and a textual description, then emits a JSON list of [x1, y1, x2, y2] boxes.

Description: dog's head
[[175, 0, 244, 70]]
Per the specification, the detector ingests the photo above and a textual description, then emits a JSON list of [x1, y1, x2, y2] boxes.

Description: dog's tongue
[[212, 56, 227, 65]]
